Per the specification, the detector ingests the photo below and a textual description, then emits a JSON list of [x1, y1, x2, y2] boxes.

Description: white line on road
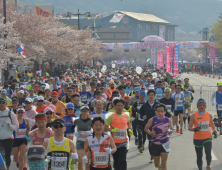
[[212, 151, 217, 160]]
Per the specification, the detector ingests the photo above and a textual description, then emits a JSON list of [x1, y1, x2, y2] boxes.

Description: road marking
[[212, 151, 217, 160]]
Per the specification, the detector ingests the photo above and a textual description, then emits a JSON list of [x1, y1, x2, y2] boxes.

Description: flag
[[17, 46, 26, 58], [122, 59, 128, 63], [166, 46, 170, 72], [110, 13, 125, 23], [116, 59, 122, 64], [45, 72, 50, 76], [157, 51, 159, 69]]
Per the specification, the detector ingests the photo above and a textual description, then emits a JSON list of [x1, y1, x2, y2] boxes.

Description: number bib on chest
[[16, 129, 26, 138], [81, 96, 87, 102], [176, 100, 183, 107], [218, 104, 222, 111], [156, 94, 162, 99], [77, 131, 88, 141], [165, 105, 172, 111], [66, 133, 74, 140], [94, 152, 108, 165], [51, 157, 67, 170], [162, 144, 170, 152], [114, 129, 126, 139], [198, 121, 209, 131]]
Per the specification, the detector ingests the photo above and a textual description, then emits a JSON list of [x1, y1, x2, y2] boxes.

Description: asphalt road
[[8, 73, 222, 170]]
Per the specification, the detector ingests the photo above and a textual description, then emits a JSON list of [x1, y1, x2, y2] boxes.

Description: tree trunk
[[49, 61, 53, 76], [33, 60, 39, 75]]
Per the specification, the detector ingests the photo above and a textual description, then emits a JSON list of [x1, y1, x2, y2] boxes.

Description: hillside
[[18, 0, 222, 40]]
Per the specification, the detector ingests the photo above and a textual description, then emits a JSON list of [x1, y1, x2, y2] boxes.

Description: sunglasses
[[81, 109, 89, 112], [176, 88, 181, 89], [198, 104, 206, 107], [38, 100, 44, 102], [67, 108, 74, 110], [18, 111, 24, 114], [68, 91, 73, 92], [54, 124, 64, 129], [73, 99, 79, 101], [0, 102, 6, 104], [25, 102, 31, 104], [46, 112, 53, 115]]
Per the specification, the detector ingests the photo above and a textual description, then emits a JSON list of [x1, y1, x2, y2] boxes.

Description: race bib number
[[198, 121, 209, 131], [77, 131, 88, 141], [162, 144, 170, 152], [218, 104, 222, 111], [94, 152, 108, 165], [15, 129, 26, 138], [176, 100, 183, 107], [165, 105, 172, 111], [51, 157, 67, 170], [81, 96, 87, 102], [66, 133, 74, 140], [114, 129, 126, 139], [156, 94, 162, 99]]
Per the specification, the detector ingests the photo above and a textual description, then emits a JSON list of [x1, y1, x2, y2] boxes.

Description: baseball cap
[[52, 119, 65, 127], [35, 85, 39, 89], [169, 73, 173, 76], [112, 97, 120, 103], [66, 103, 75, 109], [37, 96, 44, 101], [1, 90, 7, 94], [139, 91, 146, 97], [184, 84, 189, 87], [127, 81, 131, 84], [147, 78, 151, 81], [51, 91, 58, 97], [44, 107, 53, 114], [15, 86, 19, 89], [99, 85, 105, 89], [25, 98, 33, 103], [149, 85, 155, 89], [110, 81, 115, 85], [80, 105, 89, 111], [12, 98, 18, 103], [112, 90, 119, 96], [48, 105, 55, 112], [177, 78, 182, 82], [94, 90, 102, 95], [218, 82, 222, 86], [135, 87, 141, 92], [27, 146, 47, 160], [19, 90, 24, 94], [0, 98, 6, 103], [64, 83, 68, 86], [41, 85, 46, 88]]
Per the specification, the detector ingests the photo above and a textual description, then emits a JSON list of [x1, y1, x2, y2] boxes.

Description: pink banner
[[166, 46, 170, 71], [160, 51, 164, 68], [151, 49, 155, 66], [210, 47, 215, 65], [157, 51, 159, 69], [173, 44, 180, 76], [170, 46, 173, 72]]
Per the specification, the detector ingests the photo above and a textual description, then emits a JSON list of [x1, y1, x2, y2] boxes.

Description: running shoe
[[23, 164, 28, 170], [158, 167, 162, 170], [139, 147, 143, 153], [16, 162, 19, 168], [180, 129, 183, 134], [184, 124, 186, 129], [176, 126, 179, 133], [206, 166, 211, 170], [149, 156, 154, 163], [142, 145, 144, 150]]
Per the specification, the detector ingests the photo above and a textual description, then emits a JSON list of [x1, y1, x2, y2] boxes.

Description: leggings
[[195, 141, 212, 170], [0, 139, 14, 168], [137, 125, 146, 147], [132, 120, 137, 138], [147, 134, 152, 156]]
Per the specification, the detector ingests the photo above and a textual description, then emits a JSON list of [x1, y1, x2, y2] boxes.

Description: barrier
[[205, 72, 207, 77], [209, 73, 211, 77], [219, 74, 221, 79], [213, 73, 215, 78]]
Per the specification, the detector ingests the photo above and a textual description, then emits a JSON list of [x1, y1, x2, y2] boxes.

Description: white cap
[[155, 79, 159, 83], [177, 78, 182, 81], [160, 77, 164, 80], [123, 77, 127, 80], [163, 74, 166, 76], [149, 85, 155, 90], [97, 81, 101, 84], [170, 73, 173, 76], [25, 98, 33, 103], [136, 76, 139, 79], [19, 90, 24, 94], [112, 97, 120, 103], [106, 77, 111, 80], [37, 96, 44, 101], [139, 79, 143, 82]]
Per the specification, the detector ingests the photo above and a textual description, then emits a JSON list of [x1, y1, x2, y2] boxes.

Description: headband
[[35, 117, 47, 121], [17, 107, 25, 112], [197, 100, 206, 107], [164, 89, 171, 92]]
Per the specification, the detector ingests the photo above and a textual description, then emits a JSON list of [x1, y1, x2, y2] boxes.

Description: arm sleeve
[[211, 91, 216, 103], [139, 104, 145, 119], [105, 115, 113, 126], [10, 112, 19, 131], [191, 92, 194, 101], [172, 100, 175, 112], [132, 107, 136, 118]]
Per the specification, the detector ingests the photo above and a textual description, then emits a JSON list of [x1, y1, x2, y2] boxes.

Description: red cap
[[51, 91, 58, 97], [35, 85, 39, 89]]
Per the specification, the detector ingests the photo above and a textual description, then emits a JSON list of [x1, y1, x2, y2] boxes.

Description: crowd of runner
[[0, 65, 220, 170]]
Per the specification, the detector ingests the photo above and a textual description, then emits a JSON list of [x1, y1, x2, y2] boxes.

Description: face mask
[[198, 110, 206, 115], [111, 87, 114, 89], [155, 112, 164, 120], [27, 159, 48, 170], [124, 102, 130, 109], [185, 89, 188, 91]]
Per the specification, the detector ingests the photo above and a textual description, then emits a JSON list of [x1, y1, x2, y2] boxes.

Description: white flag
[[110, 13, 125, 23]]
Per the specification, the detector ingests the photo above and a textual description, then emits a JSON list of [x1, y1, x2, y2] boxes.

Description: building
[[59, 11, 177, 42]]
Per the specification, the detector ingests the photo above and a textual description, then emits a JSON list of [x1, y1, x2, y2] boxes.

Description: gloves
[[130, 117, 135, 121], [82, 156, 88, 164], [74, 132, 79, 138], [128, 129, 133, 136], [193, 127, 201, 132], [111, 128, 119, 133], [85, 130, 93, 136], [104, 148, 113, 155], [212, 102, 215, 106], [212, 131, 217, 138], [47, 156, 51, 163], [190, 100, 193, 103], [71, 153, 78, 160]]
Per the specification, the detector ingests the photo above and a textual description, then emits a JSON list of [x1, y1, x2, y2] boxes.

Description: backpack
[[0, 111, 12, 123]]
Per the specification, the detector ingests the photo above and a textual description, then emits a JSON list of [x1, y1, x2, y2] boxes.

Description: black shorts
[[174, 110, 183, 116], [90, 165, 112, 170], [12, 139, 27, 148], [151, 142, 169, 157]]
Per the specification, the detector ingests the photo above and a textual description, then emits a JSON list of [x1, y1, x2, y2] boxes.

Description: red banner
[[157, 51, 159, 69], [166, 46, 170, 71]]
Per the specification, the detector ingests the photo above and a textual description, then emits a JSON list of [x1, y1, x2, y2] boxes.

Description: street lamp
[[66, 9, 91, 30], [199, 27, 210, 63]]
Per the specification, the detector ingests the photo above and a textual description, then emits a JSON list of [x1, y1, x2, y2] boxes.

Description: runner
[[12, 106, 30, 170], [104, 98, 131, 170], [154, 81, 164, 102], [83, 117, 117, 170], [24, 98, 37, 128], [188, 99, 217, 170], [132, 91, 146, 153], [43, 119, 79, 170], [183, 84, 193, 129], [144, 103, 173, 170], [29, 114, 54, 145], [72, 105, 92, 170], [51, 91, 66, 117], [61, 87, 73, 103], [90, 100, 108, 121], [184, 78, 194, 93], [71, 93, 83, 117], [79, 83, 91, 105], [171, 84, 185, 134]]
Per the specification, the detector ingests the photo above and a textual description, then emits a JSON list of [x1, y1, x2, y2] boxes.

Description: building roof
[[120, 11, 169, 24]]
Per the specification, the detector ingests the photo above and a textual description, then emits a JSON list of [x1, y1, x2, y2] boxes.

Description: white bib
[[165, 105, 172, 111], [198, 121, 209, 131], [162, 144, 170, 152], [77, 131, 88, 141], [114, 129, 126, 139], [218, 104, 222, 111], [81, 96, 87, 102], [176, 100, 183, 107], [94, 152, 108, 165], [156, 94, 162, 99], [51, 157, 67, 170], [15, 129, 26, 138]]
